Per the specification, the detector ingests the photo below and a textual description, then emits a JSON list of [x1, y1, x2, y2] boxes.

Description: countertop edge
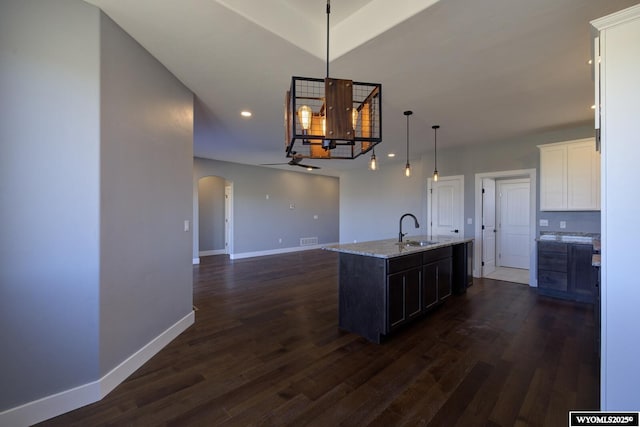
[[323, 237, 474, 259]]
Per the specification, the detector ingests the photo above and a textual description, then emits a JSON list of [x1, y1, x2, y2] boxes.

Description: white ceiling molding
[[215, 0, 324, 58], [215, 0, 441, 61], [331, 0, 441, 60]]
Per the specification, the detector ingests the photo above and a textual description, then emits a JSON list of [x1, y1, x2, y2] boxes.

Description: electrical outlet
[[184, 220, 190, 232], [289, 203, 295, 209], [539, 219, 549, 227], [560, 221, 566, 229], [467, 218, 472, 225], [278, 238, 282, 244]]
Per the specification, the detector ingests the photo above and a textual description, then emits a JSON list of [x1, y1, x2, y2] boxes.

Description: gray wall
[[0, 0, 194, 413], [99, 13, 193, 375], [198, 176, 226, 252], [193, 158, 339, 258], [437, 124, 600, 237], [339, 123, 600, 243], [340, 161, 427, 243], [0, 0, 101, 410]]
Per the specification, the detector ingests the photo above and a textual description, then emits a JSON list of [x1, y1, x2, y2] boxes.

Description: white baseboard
[[199, 249, 225, 257], [0, 311, 195, 427], [192, 257, 200, 265], [230, 242, 338, 260]]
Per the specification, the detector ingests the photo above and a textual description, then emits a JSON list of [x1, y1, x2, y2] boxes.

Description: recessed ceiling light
[[387, 153, 396, 158], [241, 111, 252, 118]]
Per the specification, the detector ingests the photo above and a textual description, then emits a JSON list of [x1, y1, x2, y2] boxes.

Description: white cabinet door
[[538, 138, 600, 211], [539, 144, 566, 210], [567, 140, 600, 210]]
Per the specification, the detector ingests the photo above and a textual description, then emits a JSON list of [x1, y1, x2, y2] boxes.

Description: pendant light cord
[[404, 111, 413, 163], [432, 125, 440, 172], [406, 115, 409, 161], [326, 0, 330, 78]]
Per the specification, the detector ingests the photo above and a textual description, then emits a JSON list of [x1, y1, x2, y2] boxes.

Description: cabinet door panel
[[437, 258, 452, 301], [388, 273, 405, 328], [406, 268, 422, 319], [567, 142, 600, 210], [570, 244, 594, 297], [538, 270, 568, 291], [540, 145, 567, 210], [423, 263, 438, 310]]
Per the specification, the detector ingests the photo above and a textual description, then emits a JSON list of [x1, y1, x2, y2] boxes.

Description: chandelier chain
[[326, 0, 330, 78]]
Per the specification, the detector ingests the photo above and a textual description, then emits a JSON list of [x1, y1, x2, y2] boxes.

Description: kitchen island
[[324, 236, 473, 343]]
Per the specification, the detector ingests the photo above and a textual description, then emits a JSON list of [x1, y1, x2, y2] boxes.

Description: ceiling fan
[[260, 152, 321, 170]]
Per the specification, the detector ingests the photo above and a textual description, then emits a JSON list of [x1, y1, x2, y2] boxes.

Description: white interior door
[[428, 176, 463, 239], [497, 179, 530, 269], [482, 178, 496, 276]]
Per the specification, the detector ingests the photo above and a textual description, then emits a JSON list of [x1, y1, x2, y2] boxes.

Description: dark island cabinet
[[537, 241, 594, 303], [337, 241, 469, 343]]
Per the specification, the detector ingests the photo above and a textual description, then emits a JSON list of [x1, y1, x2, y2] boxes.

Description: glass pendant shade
[[370, 150, 377, 170]]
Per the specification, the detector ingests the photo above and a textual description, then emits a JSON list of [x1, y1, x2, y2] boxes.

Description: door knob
[[451, 229, 459, 233]]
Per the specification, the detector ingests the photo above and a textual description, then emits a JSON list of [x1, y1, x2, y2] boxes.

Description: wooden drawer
[[538, 251, 568, 272], [538, 270, 568, 291], [387, 253, 421, 274], [537, 241, 568, 254], [423, 246, 452, 264]]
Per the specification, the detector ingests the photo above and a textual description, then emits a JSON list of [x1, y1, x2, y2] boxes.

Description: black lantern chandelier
[[284, 1, 382, 160]]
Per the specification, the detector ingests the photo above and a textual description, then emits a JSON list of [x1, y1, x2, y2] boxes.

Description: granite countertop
[[323, 235, 473, 259], [537, 231, 601, 245]]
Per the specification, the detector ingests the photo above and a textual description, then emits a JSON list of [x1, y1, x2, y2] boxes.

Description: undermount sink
[[404, 240, 439, 247]]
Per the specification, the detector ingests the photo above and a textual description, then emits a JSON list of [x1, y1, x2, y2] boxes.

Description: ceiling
[[84, 0, 639, 175]]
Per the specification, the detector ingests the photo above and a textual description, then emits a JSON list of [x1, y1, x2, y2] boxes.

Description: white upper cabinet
[[538, 138, 600, 211]]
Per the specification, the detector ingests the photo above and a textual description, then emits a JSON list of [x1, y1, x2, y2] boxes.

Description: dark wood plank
[[36, 250, 599, 427]]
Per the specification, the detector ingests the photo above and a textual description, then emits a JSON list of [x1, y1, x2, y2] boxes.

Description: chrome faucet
[[399, 213, 420, 243]]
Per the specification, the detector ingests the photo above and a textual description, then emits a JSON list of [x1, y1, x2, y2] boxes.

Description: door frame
[[474, 169, 537, 286], [481, 177, 497, 276], [194, 176, 234, 264], [224, 183, 234, 255], [426, 175, 464, 240]]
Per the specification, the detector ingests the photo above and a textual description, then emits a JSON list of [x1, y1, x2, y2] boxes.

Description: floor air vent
[[300, 237, 318, 246]]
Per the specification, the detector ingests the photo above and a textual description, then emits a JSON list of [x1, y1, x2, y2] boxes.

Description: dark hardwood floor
[[39, 250, 599, 426]]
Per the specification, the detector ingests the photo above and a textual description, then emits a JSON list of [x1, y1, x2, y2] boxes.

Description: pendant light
[[370, 148, 378, 170], [404, 111, 413, 177], [432, 125, 440, 182], [284, 0, 382, 160]]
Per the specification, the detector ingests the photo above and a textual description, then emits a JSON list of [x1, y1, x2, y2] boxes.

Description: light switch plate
[[539, 219, 549, 226], [560, 221, 566, 229]]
